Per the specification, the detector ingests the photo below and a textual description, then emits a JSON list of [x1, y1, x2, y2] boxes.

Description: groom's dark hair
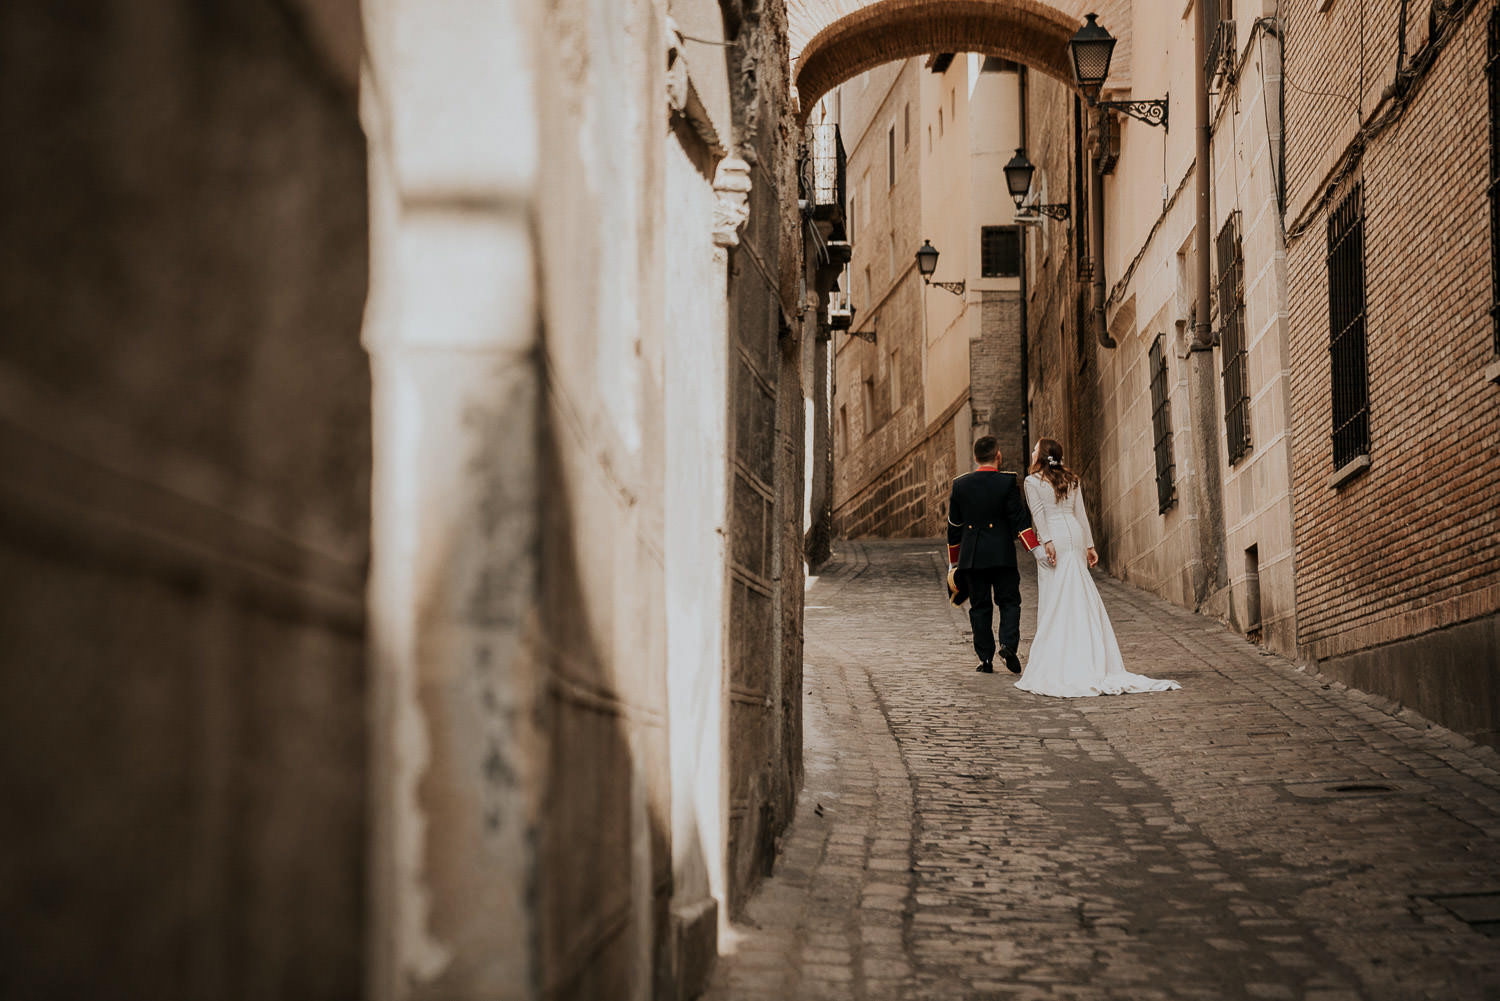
[[973, 436, 1000, 464]]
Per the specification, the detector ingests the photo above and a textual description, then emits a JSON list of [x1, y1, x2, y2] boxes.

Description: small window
[[1149, 335, 1177, 513], [939, 108, 944, 137], [904, 103, 911, 148], [862, 376, 876, 434], [889, 347, 901, 408], [1326, 183, 1370, 472], [887, 126, 896, 188], [927, 124, 932, 152], [839, 404, 849, 454], [864, 265, 872, 307], [1217, 211, 1251, 465], [980, 225, 1021, 278]]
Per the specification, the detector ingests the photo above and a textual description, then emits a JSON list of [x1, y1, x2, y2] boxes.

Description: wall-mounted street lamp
[[1069, 13, 1168, 130], [915, 240, 964, 297], [1003, 149, 1070, 221]]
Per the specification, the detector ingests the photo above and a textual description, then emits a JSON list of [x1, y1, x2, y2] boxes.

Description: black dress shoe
[[975, 661, 995, 673], [998, 645, 1023, 675]]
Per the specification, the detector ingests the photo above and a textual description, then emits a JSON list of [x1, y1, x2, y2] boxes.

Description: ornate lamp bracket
[[1097, 97, 1168, 131], [1018, 203, 1071, 221], [926, 280, 966, 297]]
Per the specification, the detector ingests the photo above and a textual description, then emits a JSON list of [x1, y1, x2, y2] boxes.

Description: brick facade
[[1284, 0, 1500, 742], [971, 292, 1028, 470]]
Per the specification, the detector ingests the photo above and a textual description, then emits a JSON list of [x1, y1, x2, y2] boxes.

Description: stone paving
[[703, 539, 1500, 1001]]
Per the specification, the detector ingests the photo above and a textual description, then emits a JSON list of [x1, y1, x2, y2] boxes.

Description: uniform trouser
[[964, 564, 1021, 664]]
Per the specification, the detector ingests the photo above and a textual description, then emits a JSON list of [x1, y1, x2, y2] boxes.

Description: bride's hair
[[1029, 437, 1081, 498]]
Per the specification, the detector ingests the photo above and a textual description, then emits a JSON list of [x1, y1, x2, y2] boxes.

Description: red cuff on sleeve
[[947, 543, 961, 564]]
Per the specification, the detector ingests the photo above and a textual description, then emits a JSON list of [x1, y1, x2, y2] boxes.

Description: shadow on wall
[[0, 2, 371, 998], [535, 352, 676, 1001]]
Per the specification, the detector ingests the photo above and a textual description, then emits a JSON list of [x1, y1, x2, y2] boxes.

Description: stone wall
[[1283, 0, 1500, 743], [1019, 71, 1102, 539], [1022, 4, 1295, 663], [830, 59, 928, 539], [724, 0, 805, 913], [0, 2, 371, 998]]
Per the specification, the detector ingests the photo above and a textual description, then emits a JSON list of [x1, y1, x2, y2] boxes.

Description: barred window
[[1488, 9, 1500, 354], [981, 225, 1021, 277], [1204, 0, 1235, 82], [1326, 184, 1370, 472], [1149, 335, 1176, 513], [1217, 211, 1251, 465]]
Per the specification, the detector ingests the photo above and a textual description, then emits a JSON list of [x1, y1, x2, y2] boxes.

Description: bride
[[1016, 438, 1181, 699]]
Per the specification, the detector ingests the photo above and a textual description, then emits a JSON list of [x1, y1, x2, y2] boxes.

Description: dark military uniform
[[946, 467, 1032, 669]]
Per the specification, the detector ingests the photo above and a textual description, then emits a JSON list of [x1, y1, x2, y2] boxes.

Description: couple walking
[[945, 435, 1180, 698]]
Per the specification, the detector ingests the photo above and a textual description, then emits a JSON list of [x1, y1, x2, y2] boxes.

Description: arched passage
[[791, 0, 1125, 119]]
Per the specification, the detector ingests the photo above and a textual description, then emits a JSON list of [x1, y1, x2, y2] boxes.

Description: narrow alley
[[706, 540, 1500, 1001]]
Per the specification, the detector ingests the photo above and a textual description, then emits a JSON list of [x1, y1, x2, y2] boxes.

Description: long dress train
[[1016, 473, 1181, 699]]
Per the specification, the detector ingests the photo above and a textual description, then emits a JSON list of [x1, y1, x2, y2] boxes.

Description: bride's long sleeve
[[1024, 476, 1052, 544], [1072, 484, 1096, 550]]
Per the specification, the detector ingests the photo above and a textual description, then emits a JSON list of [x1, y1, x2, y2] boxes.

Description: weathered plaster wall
[[365, 0, 803, 997], [0, 2, 370, 998]]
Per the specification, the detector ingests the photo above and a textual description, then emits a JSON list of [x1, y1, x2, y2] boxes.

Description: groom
[[946, 436, 1032, 674]]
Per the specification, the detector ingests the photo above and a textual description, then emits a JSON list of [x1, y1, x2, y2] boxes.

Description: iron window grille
[[808, 124, 846, 213], [1326, 183, 1370, 472], [1489, 8, 1500, 354], [1204, 0, 1236, 87], [980, 225, 1021, 278], [1149, 335, 1176, 513], [1217, 211, 1252, 465]]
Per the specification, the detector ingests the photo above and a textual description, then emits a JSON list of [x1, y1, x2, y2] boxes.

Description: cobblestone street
[[704, 540, 1500, 1001]]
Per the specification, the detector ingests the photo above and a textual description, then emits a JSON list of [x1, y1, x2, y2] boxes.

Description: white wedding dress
[[1017, 473, 1181, 699]]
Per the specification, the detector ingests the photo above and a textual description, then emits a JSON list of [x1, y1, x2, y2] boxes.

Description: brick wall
[[971, 292, 1027, 470], [1284, 0, 1500, 740]]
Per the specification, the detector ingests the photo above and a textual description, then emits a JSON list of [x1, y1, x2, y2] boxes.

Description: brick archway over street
[[790, 0, 1134, 121]]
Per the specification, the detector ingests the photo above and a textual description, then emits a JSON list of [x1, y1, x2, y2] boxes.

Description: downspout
[[1193, 2, 1214, 352], [1090, 149, 1114, 348], [1187, 0, 1228, 605], [1018, 66, 1031, 459]]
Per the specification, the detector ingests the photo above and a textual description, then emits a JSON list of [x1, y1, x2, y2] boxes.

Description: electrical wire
[[1284, 0, 1485, 241], [1256, 8, 1286, 223]]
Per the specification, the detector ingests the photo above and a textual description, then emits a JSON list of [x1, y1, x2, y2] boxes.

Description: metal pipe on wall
[[1193, 1, 1214, 351], [1090, 147, 1113, 348], [1187, 0, 1228, 605]]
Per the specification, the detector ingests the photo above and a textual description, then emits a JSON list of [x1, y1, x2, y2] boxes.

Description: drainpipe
[[1187, 0, 1228, 606], [1018, 66, 1031, 460], [1193, 3, 1213, 352], [1090, 149, 1114, 348]]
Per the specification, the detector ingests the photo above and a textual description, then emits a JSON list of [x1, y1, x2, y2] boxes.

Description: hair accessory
[[1046, 456, 1061, 467]]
